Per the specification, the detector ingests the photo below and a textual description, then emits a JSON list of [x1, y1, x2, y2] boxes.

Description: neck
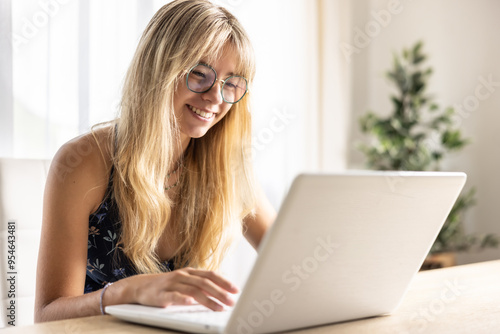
[[172, 133, 191, 165]]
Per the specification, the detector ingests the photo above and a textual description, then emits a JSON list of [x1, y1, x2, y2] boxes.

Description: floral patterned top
[[84, 167, 174, 293]]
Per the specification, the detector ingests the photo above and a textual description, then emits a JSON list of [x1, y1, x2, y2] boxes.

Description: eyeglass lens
[[187, 64, 247, 103]]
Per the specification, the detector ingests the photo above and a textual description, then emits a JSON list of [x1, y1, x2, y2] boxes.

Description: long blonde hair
[[111, 0, 256, 273]]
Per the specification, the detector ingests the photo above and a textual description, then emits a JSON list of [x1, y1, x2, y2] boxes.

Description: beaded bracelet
[[100, 282, 113, 315]]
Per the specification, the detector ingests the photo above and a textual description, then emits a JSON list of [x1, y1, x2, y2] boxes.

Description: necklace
[[165, 164, 182, 191]]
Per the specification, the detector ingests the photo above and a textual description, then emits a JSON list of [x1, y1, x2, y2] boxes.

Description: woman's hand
[[121, 268, 239, 311]]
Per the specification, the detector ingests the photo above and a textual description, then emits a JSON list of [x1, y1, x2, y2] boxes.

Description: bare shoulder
[[36, 125, 116, 311], [46, 124, 115, 214]]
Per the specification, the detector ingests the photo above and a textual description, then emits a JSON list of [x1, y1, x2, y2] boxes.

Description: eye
[[192, 70, 207, 79], [224, 76, 246, 90]]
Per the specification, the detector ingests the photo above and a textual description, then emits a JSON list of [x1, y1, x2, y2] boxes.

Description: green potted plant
[[358, 41, 498, 269]]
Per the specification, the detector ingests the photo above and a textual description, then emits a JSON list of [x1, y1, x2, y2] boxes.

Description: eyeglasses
[[186, 63, 248, 104]]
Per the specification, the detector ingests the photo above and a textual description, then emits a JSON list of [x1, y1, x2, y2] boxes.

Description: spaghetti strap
[[107, 123, 118, 182], [112, 123, 118, 168]]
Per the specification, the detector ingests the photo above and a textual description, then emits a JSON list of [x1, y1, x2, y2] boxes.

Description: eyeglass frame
[[185, 63, 249, 104]]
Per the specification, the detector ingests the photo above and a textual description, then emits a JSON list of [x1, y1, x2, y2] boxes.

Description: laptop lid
[[225, 171, 466, 333]]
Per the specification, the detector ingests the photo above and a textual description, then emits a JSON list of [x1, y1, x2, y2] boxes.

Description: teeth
[[189, 105, 213, 119]]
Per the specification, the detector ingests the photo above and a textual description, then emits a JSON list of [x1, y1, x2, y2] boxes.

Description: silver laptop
[[106, 171, 466, 334]]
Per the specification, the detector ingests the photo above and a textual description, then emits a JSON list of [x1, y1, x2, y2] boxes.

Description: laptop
[[106, 171, 466, 334]]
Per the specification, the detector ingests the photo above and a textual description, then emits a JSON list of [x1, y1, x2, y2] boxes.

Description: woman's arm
[[243, 183, 277, 250], [35, 134, 112, 321], [35, 132, 237, 322]]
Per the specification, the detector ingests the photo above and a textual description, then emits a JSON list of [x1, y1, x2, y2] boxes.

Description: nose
[[201, 80, 224, 105]]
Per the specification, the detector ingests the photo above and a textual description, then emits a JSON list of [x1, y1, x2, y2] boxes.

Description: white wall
[[346, 0, 500, 264]]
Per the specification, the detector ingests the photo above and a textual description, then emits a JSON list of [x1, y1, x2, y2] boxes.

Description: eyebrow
[[199, 61, 237, 78]]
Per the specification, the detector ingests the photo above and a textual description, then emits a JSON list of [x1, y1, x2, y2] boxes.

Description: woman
[[35, 0, 276, 322]]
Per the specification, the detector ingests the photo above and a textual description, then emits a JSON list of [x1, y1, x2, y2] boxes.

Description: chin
[[182, 128, 209, 139]]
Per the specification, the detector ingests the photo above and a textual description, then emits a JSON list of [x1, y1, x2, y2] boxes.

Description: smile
[[187, 105, 215, 120]]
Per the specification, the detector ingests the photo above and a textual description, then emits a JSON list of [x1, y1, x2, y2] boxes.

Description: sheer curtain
[[0, 0, 13, 156], [1, 0, 350, 285], [4, 0, 159, 159]]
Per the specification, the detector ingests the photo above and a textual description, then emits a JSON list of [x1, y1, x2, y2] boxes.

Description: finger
[[180, 274, 236, 307], [175, 283, 225, 311], [165, 291, 196, 306], [135, 277, 196, 308], [184, 268, 239, 293], [140, 290, 185, 308]]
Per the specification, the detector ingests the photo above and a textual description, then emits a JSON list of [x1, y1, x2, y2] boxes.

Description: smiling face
[[173, 45, 241, 143]]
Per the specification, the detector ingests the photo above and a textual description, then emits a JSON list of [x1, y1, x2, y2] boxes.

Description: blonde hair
[[111, 0, 256, 273]]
